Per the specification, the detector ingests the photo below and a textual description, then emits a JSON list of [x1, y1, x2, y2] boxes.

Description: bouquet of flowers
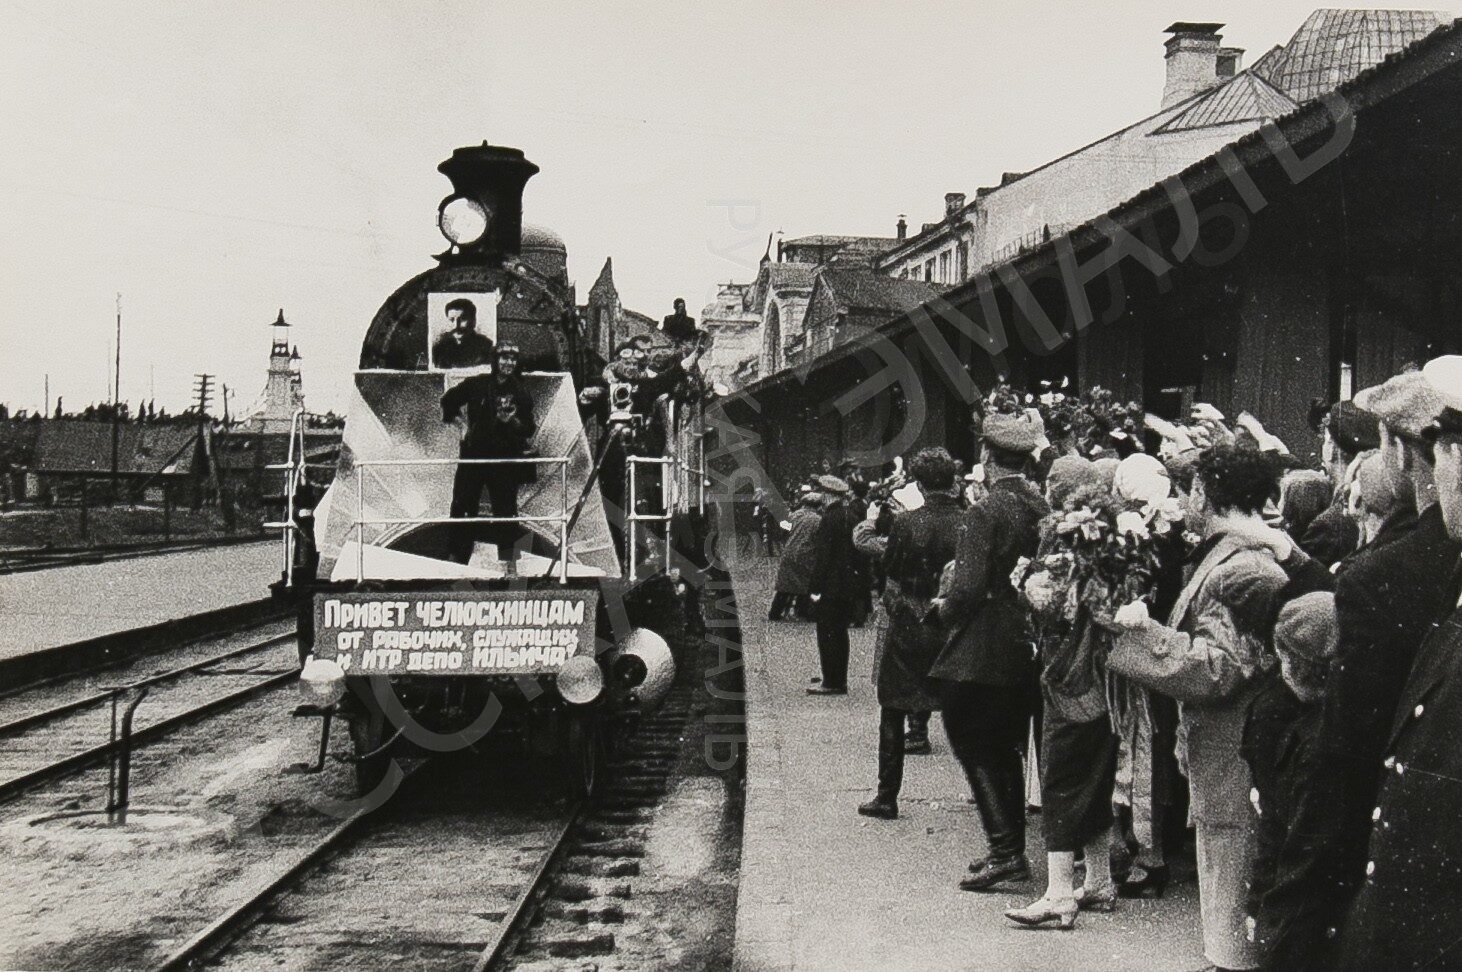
[[978, 381, 1145, 459], [1012, 484, 1185, 699]]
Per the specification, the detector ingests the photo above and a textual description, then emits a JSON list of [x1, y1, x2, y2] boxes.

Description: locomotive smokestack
[[435, 142, 540, 266]]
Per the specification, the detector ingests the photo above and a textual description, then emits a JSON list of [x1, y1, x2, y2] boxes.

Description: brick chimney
[[896, 215, 907, 240], [944, 192, 966, 217], [1162, 22, 1224, 109], [1217, 46, 1244, 80]]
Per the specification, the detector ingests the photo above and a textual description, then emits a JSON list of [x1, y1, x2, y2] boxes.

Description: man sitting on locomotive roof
[[661, 297, 700, 343], [441, 340, 537, 570], [432, 297, 495, 369]]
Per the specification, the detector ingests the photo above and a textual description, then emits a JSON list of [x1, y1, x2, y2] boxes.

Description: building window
[[924, 258, 935, 281], [939, 251, 951, 283], [958, 242, 969, 281]]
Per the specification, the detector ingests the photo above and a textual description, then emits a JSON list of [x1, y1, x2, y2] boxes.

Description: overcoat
[[1240, 673, 1332, 970], [808, 498, 859, 613], [1112, 532, 1286, 825], [1338, 589, 1462, 970], [773, 507, 821, 596], [878, 492, 963, 710], [1297, 495, 1359, 569], [929, 475, 1048, 687], [1314, 502, 1460, 894]]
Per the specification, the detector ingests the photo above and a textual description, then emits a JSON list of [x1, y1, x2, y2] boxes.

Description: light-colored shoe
[[1004, 896, 1078, 929]]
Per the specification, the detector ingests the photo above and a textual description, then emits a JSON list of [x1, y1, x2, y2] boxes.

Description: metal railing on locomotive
[[263, 407, 337, 586], [624, 397, 709, 583], [350, 456, 572, 584]]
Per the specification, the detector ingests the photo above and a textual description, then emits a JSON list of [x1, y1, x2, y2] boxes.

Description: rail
[[261, 408, 314, 587], [351, 456, 572, 584]]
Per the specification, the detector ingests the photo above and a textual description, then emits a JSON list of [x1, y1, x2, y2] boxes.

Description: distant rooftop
[[1253, 8, 1451, 102]]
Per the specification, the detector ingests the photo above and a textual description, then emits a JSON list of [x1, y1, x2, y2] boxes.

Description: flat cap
[[1274, 591, 1339, 666], [1355, 372, 1446, 441], [1326, 401, 1380, 455], [816, 474, 850, 494], [982, 412, 1040, 453]]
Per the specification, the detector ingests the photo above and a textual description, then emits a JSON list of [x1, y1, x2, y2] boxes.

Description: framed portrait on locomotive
[[427, 290, 499, 371]]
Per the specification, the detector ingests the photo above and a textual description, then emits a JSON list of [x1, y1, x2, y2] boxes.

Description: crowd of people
[[753, 357, 1462, 971]]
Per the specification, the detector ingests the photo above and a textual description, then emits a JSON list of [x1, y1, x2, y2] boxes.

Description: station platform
[[729, 553, 1207, 972], [0, 540, 282, 662]]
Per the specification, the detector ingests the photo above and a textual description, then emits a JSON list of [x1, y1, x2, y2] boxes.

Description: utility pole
[[193, 373, 214, 416], [43, 373, 49, 418], [110, 294, 122, 503]]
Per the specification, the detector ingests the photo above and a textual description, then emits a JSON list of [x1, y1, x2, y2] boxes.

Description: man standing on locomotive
[[441, 340, 537, 571]]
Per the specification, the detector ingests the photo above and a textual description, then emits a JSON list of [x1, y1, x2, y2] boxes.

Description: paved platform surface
[[0, 541, 280, 661], [730, 552, 1208, 972]]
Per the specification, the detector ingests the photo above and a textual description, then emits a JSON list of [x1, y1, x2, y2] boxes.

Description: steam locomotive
[[274, 143, 711, 795]]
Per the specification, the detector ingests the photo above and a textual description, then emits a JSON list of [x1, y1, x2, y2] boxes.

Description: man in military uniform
[[932, 412, 1048, 892], [432, 297, 495, 369], [1339, 356, 1462, 971], [441, 340, 536, 568]]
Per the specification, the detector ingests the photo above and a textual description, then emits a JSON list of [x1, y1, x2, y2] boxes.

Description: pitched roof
[[781, 234, 899, 248], [1155, 71, 1299, 133], [765, 262, 817, 291], [1252, 8, 1450, 102], [815, 268, 945, 316], [588, 257, 615, 300]]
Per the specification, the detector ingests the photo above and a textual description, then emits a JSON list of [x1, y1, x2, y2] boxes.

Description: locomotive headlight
[[299, 655, 347, 706], [438, 195, 491, 246], [557, 654, 604, 705]]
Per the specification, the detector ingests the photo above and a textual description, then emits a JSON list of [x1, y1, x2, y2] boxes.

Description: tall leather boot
[[859, 708, 904, 819], [960, 761, 1030, 891]]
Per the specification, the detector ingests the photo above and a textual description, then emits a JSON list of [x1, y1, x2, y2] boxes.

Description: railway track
[[146, 688, 696, 972], [0, 631, 299, 804], [0, 535, 268, 575]]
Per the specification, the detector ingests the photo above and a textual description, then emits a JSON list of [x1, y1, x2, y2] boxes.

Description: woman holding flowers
[[1004, 453, 1185, 929]]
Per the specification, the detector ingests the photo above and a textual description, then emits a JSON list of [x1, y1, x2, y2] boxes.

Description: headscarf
[[1046, 455, 1098, 510], [1114, 453, 1171, 505]]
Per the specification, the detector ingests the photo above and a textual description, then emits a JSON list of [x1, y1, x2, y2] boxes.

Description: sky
[[3, 0, 1459, 416]]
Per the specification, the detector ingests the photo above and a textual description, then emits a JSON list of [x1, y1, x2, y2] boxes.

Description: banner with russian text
[[313, 589, 600, 674]]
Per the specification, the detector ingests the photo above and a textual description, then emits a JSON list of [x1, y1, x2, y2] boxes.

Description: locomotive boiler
[[274, 143, 711, 795]]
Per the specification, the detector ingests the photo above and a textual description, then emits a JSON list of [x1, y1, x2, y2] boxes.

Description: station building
[[711, 10, 1462, 491]]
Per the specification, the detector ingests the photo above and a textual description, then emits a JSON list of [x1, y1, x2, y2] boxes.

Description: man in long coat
[[807, 475, 859, 694], [770, 492, 822, 620], [932, 414, 1048, 891], [1306, 372, 1461, 955], [1339, 358, 1462, 970], [858, 448, 963, 819]]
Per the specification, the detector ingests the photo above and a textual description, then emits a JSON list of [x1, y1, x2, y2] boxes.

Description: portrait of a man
[[430, 297, 495, 370]]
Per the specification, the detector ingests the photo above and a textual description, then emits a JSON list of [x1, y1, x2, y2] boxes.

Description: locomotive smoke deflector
[[435, 142, 540, 266]]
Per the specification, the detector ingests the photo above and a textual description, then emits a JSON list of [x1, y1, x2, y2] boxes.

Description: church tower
[[246, 309, 306, 433]]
